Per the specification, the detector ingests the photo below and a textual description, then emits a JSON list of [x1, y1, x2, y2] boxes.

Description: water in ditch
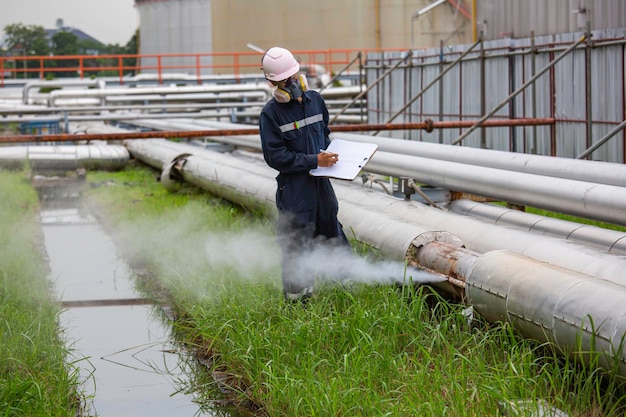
[[41, 197, 235, 417]]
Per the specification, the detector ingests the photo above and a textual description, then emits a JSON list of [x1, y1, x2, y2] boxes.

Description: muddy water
[[41, 200, 224, 416]]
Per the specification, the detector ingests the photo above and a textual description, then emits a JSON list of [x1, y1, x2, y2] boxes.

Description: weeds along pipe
[[334, 132, 626, 188], [449, 199, 626, 256], [0, 145, 129, 171], [364, 151, 626, 227], [416, 242, 626, 378]]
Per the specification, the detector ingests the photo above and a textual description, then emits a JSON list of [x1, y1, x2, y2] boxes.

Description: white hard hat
[[261, 47, 300, 81]]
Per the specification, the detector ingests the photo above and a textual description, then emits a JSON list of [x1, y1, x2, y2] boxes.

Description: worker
[[259, 46, 350, 302]]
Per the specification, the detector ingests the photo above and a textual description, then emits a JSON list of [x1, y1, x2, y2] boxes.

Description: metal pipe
[[466, 250, 626, 377], [364, 151, 626, 227], [47, 84, 273, 107], [416, 242, 626, 377], [0, 118, 555, 143], [0, 101, 263, 115], [449, 199, 626, 255], [332, 181, 626, 288], [36, 120, 622, 229], [0, 144, 129, 171], [585, 22, 593, 156], [452, 33, 588, 145], [334, 131, 626, 187], [22, 79, 105, 104]]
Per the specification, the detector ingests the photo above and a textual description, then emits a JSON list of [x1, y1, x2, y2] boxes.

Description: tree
[[3, 23, 50, 78], [50, 31, 80, 77], [3, 23, 49, 56], [51, 31, 79, 56]]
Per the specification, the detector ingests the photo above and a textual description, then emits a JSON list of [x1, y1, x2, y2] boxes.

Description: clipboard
[[309, 138, 378, 180]]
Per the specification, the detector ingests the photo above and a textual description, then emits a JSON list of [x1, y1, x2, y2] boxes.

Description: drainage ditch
[[39, 184, 236, 416]]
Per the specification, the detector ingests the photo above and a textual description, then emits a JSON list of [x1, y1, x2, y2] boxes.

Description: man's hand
[[318, 151, 339, 167]]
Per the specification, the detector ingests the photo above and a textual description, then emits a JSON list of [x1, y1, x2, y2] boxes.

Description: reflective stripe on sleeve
[[279, 113, 323, 133]]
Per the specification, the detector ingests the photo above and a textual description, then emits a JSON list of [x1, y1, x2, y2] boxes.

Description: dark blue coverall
[[259, 89, 349, 296]]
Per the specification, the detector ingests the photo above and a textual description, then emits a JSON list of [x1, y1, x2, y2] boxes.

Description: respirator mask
[[283, 77, 303, 101], [273, 74, 309, 103]]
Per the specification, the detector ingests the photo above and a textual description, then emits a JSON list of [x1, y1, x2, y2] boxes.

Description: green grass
[[81, 163, 626, 416], [525, 206, 626, 232], [0, 170, 81, 417]]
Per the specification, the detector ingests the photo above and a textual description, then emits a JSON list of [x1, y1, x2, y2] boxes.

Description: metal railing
[[0, 48, 407, 87]]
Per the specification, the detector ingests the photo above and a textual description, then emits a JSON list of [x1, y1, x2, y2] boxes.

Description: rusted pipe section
[[410, 240, 626, 377], [0, 118, 554, 144], [415, 241, 477, 288]]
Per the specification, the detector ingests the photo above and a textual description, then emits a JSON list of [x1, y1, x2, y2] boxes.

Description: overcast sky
[[1, 0, 138, 46]]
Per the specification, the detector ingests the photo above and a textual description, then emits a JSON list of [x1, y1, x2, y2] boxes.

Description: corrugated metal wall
[[478, 0, 626, 40], [367, 28, 626, 163]]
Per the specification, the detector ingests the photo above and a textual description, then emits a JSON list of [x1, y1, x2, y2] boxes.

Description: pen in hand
[[318, 148, 339, 167]]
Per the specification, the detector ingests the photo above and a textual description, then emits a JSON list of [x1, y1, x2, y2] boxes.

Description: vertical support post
[[439, 40, 444, 144], [157, 55, 163, 85], [196, 55, 202, 85], [480, 34, 486, 148], [584, 21, 593, 159], [508, 39, 516, 152], [118, 56, 124, 86], [531, 31, 538, 154]]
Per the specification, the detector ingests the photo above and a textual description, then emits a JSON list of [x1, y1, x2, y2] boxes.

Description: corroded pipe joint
[[424, 119, 434, 132]]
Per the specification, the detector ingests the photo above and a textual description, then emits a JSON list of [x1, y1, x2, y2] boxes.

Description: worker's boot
[[284, 286, 313, 304]]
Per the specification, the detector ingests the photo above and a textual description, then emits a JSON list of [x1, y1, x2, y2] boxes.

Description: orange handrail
[[0, 48, 410, 87]]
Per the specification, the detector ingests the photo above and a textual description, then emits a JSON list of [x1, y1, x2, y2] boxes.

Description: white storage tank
[[135, 0, 213, 75]]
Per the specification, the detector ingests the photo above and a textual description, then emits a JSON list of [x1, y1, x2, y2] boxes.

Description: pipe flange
[[413, 230, 463, 249], [407, 230, 463, 259], [424, 119, 434, 133], [161, 153, 191, 191]]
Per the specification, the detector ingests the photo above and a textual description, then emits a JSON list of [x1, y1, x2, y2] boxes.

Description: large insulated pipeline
[[416, 242, 626, 378], [335, 132, 626, 188], [0, 144, 129, 171], [449, 199, 626, 255], [333, 181, 626, 288], [363, 151, 626, 227]]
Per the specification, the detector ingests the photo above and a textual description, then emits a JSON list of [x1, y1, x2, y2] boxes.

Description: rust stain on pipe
[[0, 118, 554, 144]]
